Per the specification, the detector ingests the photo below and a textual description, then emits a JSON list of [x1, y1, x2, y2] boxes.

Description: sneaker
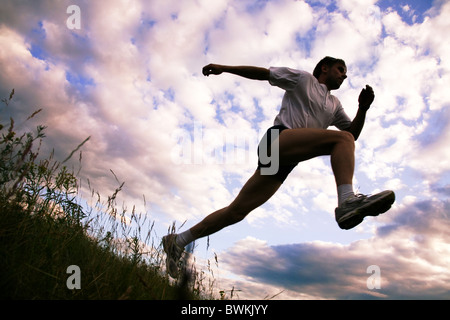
[[162, 234, 185, 278], [335, 190, 395, 230]]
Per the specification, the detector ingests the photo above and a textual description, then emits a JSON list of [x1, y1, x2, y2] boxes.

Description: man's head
[[313, 56, 347, 90]]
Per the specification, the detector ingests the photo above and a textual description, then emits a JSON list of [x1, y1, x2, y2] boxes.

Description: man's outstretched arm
[[202, 64, 270, 81]]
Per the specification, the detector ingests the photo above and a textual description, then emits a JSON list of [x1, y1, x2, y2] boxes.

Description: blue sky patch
[[377, 0, 434, 25], [65, 71, 95, 94]]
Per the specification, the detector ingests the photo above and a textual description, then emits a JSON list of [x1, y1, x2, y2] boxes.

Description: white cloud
[[219, 198, 450, 299], [1, 0, 450, 300]]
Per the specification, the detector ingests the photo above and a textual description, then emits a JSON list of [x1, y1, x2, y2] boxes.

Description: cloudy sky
[[1, 0, 449, 299]]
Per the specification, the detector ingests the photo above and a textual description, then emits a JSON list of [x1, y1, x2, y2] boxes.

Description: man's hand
[[202, 64, 223, 76], [358, 85, 375, 110]]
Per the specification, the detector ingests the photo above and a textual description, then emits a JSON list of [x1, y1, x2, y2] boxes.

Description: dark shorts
[[257, 125, 298, 183]]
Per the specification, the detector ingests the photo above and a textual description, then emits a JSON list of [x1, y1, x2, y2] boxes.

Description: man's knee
[[338, 131, 355, 146]]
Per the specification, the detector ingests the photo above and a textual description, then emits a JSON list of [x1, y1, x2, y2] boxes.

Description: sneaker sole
[[337, 190, 395, 230]]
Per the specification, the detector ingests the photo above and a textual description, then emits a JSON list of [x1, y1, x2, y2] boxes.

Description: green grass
[[0, 90, 213, 300], [0, 200, 193, 299]]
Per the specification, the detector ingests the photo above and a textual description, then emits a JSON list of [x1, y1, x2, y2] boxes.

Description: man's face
[[323, 63, 347, 90]]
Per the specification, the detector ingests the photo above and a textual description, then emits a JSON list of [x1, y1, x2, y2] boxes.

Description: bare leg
[[278, 128, 355, 186], [189, 128, 355, 240], [190, 170, 282, 239]]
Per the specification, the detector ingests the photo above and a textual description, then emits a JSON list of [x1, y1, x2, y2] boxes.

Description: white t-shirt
[[269, 67, 352, 130]]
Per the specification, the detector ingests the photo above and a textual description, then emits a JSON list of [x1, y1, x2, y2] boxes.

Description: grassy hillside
[[0, 90, 207, 300], [0, 201, 189, 299]]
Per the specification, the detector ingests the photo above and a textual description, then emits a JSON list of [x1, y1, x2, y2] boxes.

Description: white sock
[[337, 184, 354, 207], [176, 229, 195, 248]]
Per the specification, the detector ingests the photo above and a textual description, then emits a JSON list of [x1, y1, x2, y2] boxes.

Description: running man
[[163, 57, 395, 278]]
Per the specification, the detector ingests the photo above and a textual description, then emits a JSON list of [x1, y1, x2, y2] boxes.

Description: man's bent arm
[[346, 108, 367, 141], [346, 85, 374, 141], [203, 64, 270, 81]]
